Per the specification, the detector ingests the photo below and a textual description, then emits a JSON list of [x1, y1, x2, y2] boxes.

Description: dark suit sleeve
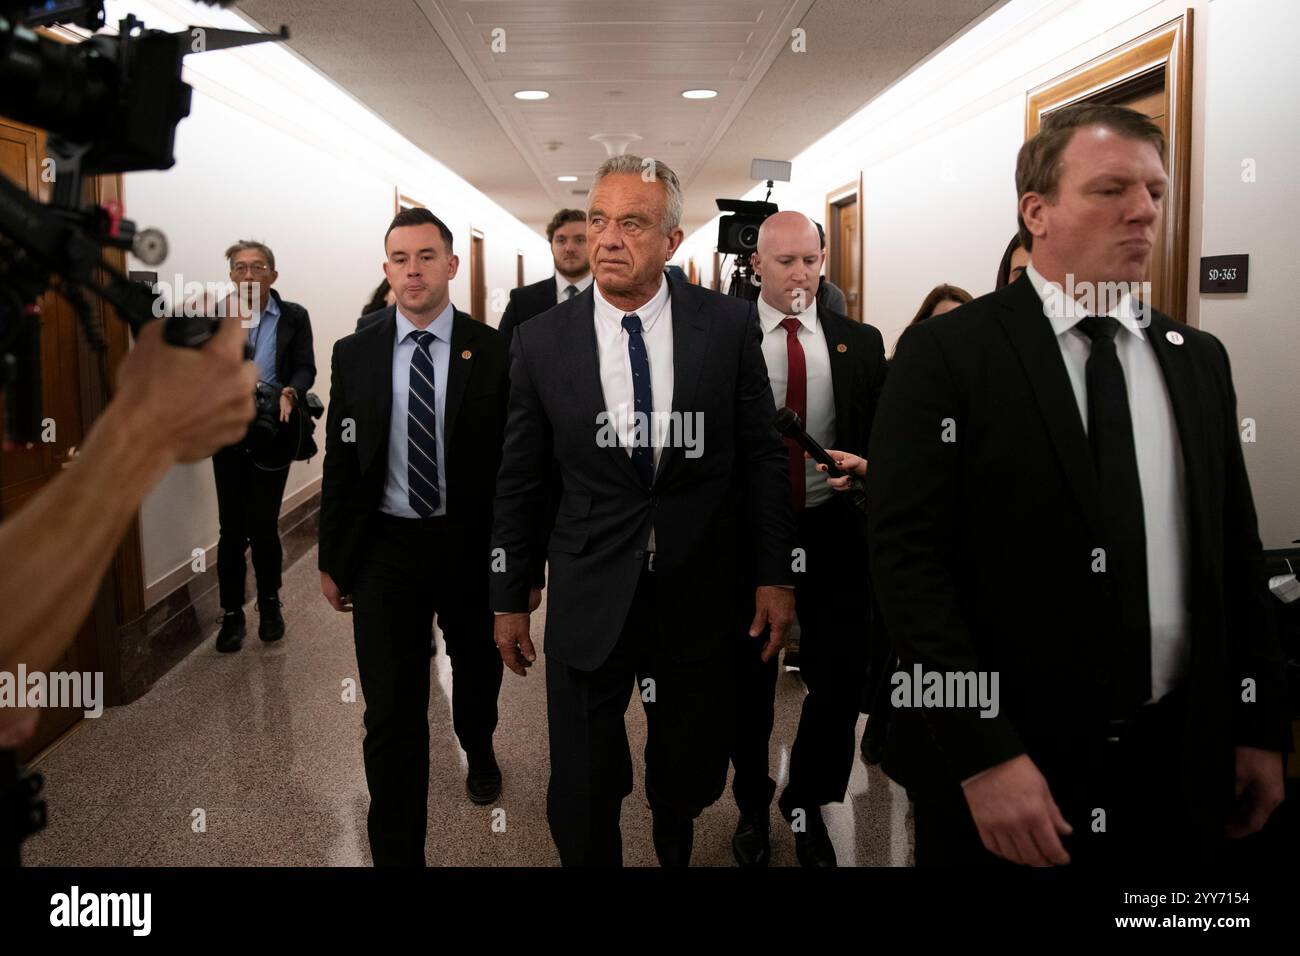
[[1214, 338, 1291, 752], [286, 306, 316, 394], [867, 321, 1026, 782], [736, 304, 798, 587], [318, 341, 356, 581], [498, 290, 521, 344], [861, 326, 888, 456], [490, 328, 554, 612]]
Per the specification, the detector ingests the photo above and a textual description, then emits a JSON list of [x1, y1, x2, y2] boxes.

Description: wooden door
[[0, 116, 100, 758], [826, 178, 864, 321], [470, 231, 486, 322], [1026, 15, 1193, 321]]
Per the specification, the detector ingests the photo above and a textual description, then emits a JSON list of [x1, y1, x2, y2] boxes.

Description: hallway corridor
[[25, 542, 913, 867]]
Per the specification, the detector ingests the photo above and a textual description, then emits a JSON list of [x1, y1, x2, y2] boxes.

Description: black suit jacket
[[319, 306, 510, 595], [490, 275, 798, 671], [497, 276, 559, 342], [814, 306, 888, 461], [266, 288, 316, 400], [866, 273, 1289, 825]]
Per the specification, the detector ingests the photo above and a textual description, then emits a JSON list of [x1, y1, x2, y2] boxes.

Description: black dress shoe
[[792, 816, 837, 868], [652, 812, 694, 867], [215, 610, 245, 653], [731, 811, 771, 867], [859, 715, 887, 766], [778, 792, 838, 867], [466, 750, 502, 805], [257, 596, 285, 643]]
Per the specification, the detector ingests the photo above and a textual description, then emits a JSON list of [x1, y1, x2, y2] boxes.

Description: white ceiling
[[236, 0, 1003, 234]]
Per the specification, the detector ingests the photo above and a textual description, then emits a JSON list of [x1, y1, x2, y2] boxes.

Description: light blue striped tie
[[406, 330, 441, 516]]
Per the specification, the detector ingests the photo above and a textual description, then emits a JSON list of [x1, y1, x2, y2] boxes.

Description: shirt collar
[[255, 290, 280, 322], [1025, 261, 1144, 341], [593, 274, 670, 333], [395, 300, 454, 344], [555, 272, 594, 300], [756, 294, 817, 335]]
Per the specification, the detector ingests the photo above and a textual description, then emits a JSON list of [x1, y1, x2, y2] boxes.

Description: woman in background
[[908, 283, 973, 327], [361, 277, 396, 317], [994, 233, 1031, 290]]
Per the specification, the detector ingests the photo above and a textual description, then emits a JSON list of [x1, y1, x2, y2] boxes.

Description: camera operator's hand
[[279, 388, 295, 423], [114, 314, 257, 463], [0, 313, 258, 680]]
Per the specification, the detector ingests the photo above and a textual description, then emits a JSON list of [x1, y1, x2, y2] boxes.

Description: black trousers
[[731, 497, 872, 815], [212, 443, 291, 611], [545, 566, 732, 866], [911, 688, 1234, 867], [350, 513, 503, 866]]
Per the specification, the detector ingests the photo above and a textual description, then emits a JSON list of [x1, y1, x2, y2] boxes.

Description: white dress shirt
[[593, 277, 673, 550], [380, 303, 452, 518], [555, 271, 594, 303], [1025, 262, 1190, 701], [756, 296, 837, 508]]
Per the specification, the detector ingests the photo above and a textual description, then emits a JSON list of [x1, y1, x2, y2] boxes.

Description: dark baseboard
[[112, 490, 320, 704]]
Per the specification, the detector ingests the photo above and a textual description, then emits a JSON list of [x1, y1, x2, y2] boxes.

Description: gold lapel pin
[[461, 349, 472, 359], [836, 343, 847, 353]]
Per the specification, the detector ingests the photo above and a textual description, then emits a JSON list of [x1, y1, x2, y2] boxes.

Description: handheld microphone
[[774, 407, 846, 478]]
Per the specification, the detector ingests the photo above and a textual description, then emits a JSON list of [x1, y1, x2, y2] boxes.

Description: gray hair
[[589, 155, 683, 235], [224, 239, 276, 271]]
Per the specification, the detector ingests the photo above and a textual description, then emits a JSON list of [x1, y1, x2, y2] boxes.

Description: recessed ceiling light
[[557, 175, 578, 182], [514, 89, 550, 100], [681, 89, 717, 99]]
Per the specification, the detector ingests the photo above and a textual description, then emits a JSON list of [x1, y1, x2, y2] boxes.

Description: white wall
[[116, 0, 552, 591], [678, 0, 1299, 547], [1197, 0, 1300, 550]]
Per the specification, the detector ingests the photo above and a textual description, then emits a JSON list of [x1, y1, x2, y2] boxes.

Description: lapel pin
[[1165, 330, 1184, 346], [836, 343, 847, 353], [461, 349, 472, 359]]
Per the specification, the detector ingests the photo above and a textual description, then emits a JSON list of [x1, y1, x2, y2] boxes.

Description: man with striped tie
[[318, 207, 511, 866]]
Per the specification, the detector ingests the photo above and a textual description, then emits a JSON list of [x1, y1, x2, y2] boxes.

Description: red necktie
[[780, 317, 806, 511]]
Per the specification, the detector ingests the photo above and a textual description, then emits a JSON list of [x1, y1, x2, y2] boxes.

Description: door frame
[[824, 172, 864, 321], [1025, 12, 1194, 322], [469, 228, 486, 322], [2, 116, 142, 758]]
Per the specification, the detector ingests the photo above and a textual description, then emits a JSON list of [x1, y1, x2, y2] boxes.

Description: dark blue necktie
[[621, 313, 655, 488], [407, 329, 441, 516]]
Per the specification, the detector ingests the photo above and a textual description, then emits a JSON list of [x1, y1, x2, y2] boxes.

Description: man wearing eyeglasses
[[212, 240, 316, 652]]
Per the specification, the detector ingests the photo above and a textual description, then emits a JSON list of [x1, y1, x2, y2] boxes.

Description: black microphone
[[774, 407, 846, 478]]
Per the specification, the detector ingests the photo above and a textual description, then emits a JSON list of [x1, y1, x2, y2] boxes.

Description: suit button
[[634, 549, 644, 559]]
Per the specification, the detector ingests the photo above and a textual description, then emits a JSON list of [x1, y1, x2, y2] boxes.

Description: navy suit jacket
[[490, 274, 798, 670], [497, 276, 558, 343], [320, 306, 509, 595]]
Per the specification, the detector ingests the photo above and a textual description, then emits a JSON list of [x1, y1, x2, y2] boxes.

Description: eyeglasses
[[231, 262, 271, 275]]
